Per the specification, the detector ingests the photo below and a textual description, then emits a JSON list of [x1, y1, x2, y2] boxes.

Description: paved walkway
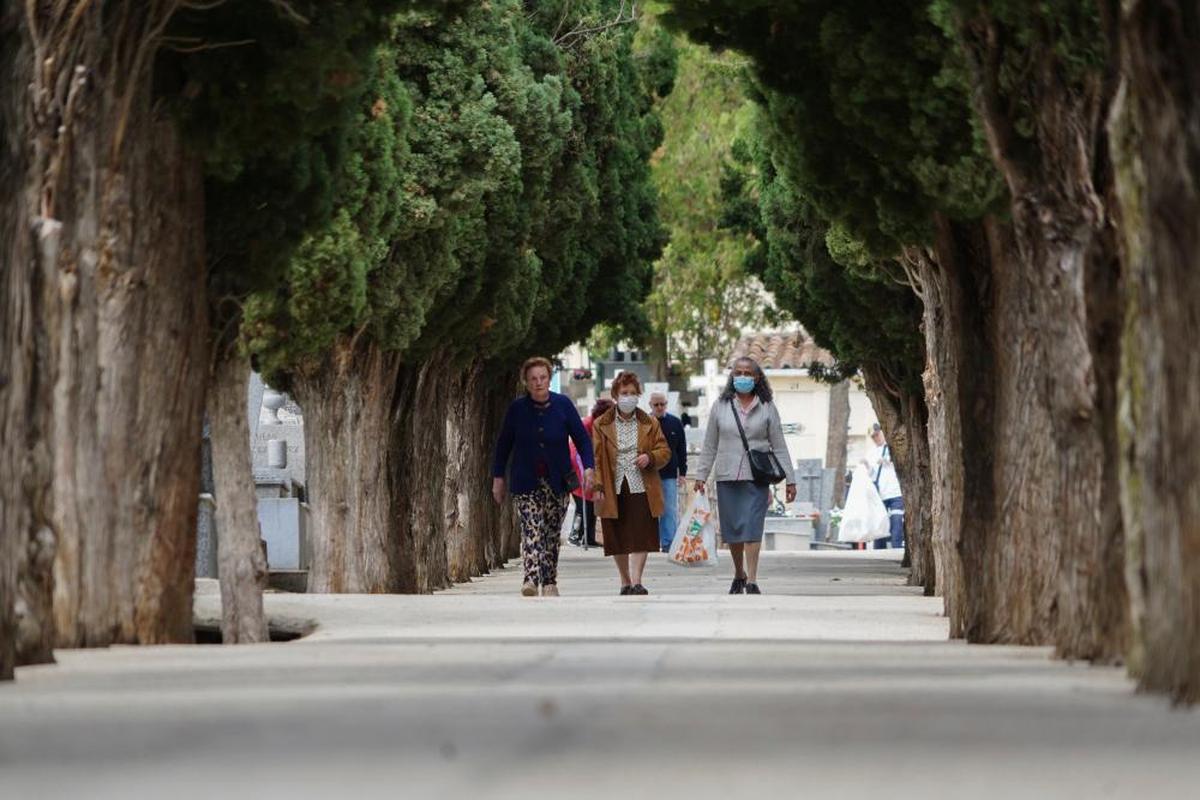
[[2, 549, 1198, 798]]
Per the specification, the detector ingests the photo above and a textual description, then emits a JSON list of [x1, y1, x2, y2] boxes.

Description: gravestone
[[793, 459, 836, 543], [794, 459, 825, 506]]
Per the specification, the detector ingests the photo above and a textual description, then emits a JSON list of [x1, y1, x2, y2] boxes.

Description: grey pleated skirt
[[716, 480, 770, 543]]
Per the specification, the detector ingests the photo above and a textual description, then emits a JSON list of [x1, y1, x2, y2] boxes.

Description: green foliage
[[164, 1, 440, 304], [724, 120, 925, 390], [244, 0, 671, 384], [655, 1, 1012, 392], [663, 0, 1004, 257], [929, 0, 1108, 172], [643, 37, 784, 371]]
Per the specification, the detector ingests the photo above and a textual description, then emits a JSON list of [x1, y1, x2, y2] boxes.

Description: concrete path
[[2, 549, 1198, 799]]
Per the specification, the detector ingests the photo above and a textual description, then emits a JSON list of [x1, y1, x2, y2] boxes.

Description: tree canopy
[[240, 0, 672, 383], [658, 1, 1006, 388], [642, 36, 786, 372]]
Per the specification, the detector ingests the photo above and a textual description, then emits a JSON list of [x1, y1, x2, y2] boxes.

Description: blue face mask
[[732, 376, 756, 394]]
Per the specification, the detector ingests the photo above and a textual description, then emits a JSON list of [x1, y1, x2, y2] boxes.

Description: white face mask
[[616, 395, 639, 414]]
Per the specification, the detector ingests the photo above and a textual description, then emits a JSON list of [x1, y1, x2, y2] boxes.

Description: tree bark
[[861, 367, 934, 594], [825, 379, 850, 508], [443, 361, 523, 582], [208, 350, 268, 643], [1, 4, 207, 661], [296, 345, 523, 596], [393, 359, 453, 593], [922, 214, 1070, 644], [1110, 0, 1200, 703], [294, 340, 405, 593], [952, 10, 1127, 662]]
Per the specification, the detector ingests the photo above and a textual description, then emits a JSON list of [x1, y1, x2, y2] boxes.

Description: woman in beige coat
[[591, 372, 671, 595]]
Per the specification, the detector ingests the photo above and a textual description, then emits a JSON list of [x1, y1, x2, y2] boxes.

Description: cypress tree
[[665, 0, 1133, 666], [240, 1, 671, 593]]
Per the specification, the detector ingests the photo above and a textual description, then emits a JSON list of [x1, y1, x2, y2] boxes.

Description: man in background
[[650, 392, 688, 553], [869, 423, 904, 549]]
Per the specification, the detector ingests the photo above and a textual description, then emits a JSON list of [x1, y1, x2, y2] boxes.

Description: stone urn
[[262, 387, 287, 425]]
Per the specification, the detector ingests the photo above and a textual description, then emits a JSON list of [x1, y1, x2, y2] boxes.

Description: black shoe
[[745, 582, 762, 595], [632, 584, 649, 595], [620, 585, 633, 596], [729, 577, 746, 594]]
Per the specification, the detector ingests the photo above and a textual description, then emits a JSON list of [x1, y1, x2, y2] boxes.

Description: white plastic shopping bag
[[669, 490, 718, 567], [837, 463, 890, 543]]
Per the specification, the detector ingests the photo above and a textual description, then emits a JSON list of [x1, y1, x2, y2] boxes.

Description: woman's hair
[[720, 357, 774, 403], [521, 356, 553, 381], [590, 397, 614, 419], [609, 371, 643, 398]]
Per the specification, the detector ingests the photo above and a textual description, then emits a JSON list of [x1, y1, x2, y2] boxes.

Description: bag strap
[[729, 398, 752, 454], [874, 444, 887, 487]]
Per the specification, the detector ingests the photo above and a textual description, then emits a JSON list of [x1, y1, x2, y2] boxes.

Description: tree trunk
[[294, 340, 405, 593], [923, 214, 1070, 644], [825, 379, 850, 508], [0, 9, 24, 682], [296, 344, 523, 596], [393, 359, 453, 593], [208, 350, 269, 643], [443, 361, 523, 582], [1, 5, 207, 661], [860, 368, 934, 593], [952, 10, 1128, 661], [1110, 0, 1200, 703]]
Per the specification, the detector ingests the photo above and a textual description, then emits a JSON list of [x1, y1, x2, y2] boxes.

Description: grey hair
[[720, 357, 774, 403]]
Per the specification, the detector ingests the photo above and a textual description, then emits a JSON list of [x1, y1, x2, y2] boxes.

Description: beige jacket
[[693, 398, 796, 485], [590, 407, 671, 519]]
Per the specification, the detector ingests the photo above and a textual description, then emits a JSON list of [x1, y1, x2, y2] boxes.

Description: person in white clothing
[[867, 423, 904, 549]]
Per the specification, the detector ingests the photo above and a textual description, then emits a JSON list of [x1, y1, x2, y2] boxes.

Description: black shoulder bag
[[730, 399, 786, 486]]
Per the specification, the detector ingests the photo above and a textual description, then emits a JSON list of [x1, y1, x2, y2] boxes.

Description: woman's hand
[[693, 480, 706, 495], [785, 483, 797, 504], [492, 477, 506, 506], [635, 453, 651, 469]]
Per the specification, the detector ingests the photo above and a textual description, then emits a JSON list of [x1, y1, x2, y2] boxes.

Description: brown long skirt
[[601, 488, 660, 556]]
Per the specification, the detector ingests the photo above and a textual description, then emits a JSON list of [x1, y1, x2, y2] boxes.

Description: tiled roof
[[727, 331, 835, 371]]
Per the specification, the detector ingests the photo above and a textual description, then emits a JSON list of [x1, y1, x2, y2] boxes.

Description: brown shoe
[[541, 584, 559, 597], [521, 582, 537, 597]]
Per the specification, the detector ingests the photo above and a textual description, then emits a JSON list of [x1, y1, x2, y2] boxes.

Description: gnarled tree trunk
[[295, 340, 404, 593], [1, 4, 207, 663], [208, 350, 268, 643], [952, 10, 1127, 661], [922, 215, 1049, 643], [296, 344, 523, 596], [393, 358, 453, 593], [1110, 0, 1200, 703], [443, 361, 522, 582], [861, 367, 934, 594]]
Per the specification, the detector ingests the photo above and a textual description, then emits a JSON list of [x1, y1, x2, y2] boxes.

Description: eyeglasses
[[650, 402, 666, 407]]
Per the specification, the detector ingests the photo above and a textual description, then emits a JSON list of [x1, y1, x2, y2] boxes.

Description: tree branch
[[554, 1, 637, 47]]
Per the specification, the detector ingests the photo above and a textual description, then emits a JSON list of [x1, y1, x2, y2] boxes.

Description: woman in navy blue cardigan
[[492, 357, 595, 597]]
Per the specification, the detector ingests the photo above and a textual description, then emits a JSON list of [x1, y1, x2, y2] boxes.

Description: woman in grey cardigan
[[692, 357, 796, 594]]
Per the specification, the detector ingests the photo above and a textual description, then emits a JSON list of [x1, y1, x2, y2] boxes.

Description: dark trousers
[[873, 497, 905, 549]]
